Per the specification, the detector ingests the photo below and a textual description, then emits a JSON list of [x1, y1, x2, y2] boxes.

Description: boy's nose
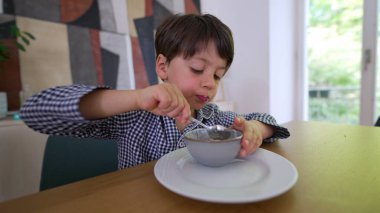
[[201, 75, 216, 89]]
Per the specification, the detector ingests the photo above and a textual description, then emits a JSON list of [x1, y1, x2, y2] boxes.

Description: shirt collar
[[178, 104, 216, 147], [182, 104, 215, 133], [197, 103, 214, 120]]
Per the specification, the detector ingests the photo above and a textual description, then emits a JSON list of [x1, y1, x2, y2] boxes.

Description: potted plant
[[0, 24, 35, 119], [0, 24, 35, 62]]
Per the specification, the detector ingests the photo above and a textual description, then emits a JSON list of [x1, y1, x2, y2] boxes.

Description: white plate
[[154, 148, 298, 203]]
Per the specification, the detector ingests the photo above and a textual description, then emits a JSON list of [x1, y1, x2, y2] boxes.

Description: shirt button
[[179, 142, 185, 147]]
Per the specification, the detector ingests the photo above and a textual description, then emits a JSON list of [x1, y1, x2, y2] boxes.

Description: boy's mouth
[[196, 95, 209, 103]]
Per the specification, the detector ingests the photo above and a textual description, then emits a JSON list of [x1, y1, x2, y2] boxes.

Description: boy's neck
[[191, 109, 197, 118]]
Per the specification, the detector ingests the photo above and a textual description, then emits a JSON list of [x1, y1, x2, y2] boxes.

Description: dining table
[[0, 120, 379, 212]]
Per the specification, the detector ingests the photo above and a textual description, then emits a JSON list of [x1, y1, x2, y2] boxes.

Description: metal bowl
[[184, 128, 243, 167]]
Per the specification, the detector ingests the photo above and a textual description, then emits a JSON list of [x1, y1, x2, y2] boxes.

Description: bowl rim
[[184, 128, 243, 143]]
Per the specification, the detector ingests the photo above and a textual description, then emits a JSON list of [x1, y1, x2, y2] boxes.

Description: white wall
[[201, 0, 297, 124], [269, 0, 296, 123]]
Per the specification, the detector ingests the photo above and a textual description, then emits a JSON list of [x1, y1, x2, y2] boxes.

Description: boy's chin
[[192, 103, 207, 110]]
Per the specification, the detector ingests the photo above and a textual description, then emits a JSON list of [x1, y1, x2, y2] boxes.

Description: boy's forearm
[[79, 89, 140, 119]]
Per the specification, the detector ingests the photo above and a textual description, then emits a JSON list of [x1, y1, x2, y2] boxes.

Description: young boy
[[21, 14, 290, 169]]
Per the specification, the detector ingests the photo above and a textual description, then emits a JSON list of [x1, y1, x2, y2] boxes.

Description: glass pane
[[308, 0, 363, 124]]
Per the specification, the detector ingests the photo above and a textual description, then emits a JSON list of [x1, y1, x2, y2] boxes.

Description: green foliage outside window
[[308, 0, 363, 124]]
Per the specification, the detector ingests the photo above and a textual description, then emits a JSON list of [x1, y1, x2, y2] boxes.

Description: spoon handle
[[190, 117, 210, 129]]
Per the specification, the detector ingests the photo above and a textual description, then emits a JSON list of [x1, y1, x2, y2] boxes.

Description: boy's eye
[[214, 75, 222, 80], [191, 68, 203, 73]]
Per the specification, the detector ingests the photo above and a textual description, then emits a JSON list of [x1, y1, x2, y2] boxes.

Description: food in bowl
[[183, 128, 243, 167]]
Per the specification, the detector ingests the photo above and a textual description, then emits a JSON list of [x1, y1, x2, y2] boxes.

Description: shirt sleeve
[[20, 84, 114, 139]]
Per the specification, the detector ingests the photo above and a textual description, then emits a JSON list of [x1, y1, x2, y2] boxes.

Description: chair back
[[375, 117, 380, 127], [40, 135, 118, 191]]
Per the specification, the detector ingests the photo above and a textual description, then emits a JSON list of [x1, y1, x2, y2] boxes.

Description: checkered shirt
[[20, 85, 290, 169]]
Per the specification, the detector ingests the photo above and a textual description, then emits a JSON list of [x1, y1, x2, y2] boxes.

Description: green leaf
[[0, 44, 9, 60], [0, 44, 6, 51], [23, 32, 36, 40], [16, 42, 26, 51], [21, 36, 30, 45], [10, 26, 16, 37], [10, 25, 21, 37]]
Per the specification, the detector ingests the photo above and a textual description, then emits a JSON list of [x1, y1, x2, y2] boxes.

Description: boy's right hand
[[136, 83, 191, 126]]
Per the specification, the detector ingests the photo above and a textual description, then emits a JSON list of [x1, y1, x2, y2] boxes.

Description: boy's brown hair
[[155, 14, 234, 70]]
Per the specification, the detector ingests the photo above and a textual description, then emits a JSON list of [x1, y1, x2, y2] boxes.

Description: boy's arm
[[21, 84, 191, 136], [79, 83, 191, 123], [79, 89, 139, 120]]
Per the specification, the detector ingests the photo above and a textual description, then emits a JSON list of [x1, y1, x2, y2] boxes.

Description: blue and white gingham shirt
[[20, 85, 290, 169]]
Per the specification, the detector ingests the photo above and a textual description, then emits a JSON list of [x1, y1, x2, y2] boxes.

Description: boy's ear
[[156, 54, 168, 81]]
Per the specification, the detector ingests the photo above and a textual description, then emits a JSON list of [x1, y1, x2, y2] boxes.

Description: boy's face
[[156, 42, 227, 112]]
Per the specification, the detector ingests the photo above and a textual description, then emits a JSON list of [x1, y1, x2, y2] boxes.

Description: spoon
[[190, 118, 230, 140], [190, 117, 227, 131]]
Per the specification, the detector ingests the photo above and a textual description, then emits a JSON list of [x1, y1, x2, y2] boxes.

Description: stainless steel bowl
[[184, 128, 243, 167]]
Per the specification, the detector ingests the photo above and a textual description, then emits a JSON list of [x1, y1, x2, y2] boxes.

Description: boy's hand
[[231, 117, 272, 158], [136, 83, 191, 126]]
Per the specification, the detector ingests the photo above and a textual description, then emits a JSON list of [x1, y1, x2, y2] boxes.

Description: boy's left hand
[[231, 117, 272, 158]]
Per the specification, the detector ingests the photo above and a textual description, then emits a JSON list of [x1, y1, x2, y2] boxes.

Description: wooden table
[[1, 121, 380, 212]]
